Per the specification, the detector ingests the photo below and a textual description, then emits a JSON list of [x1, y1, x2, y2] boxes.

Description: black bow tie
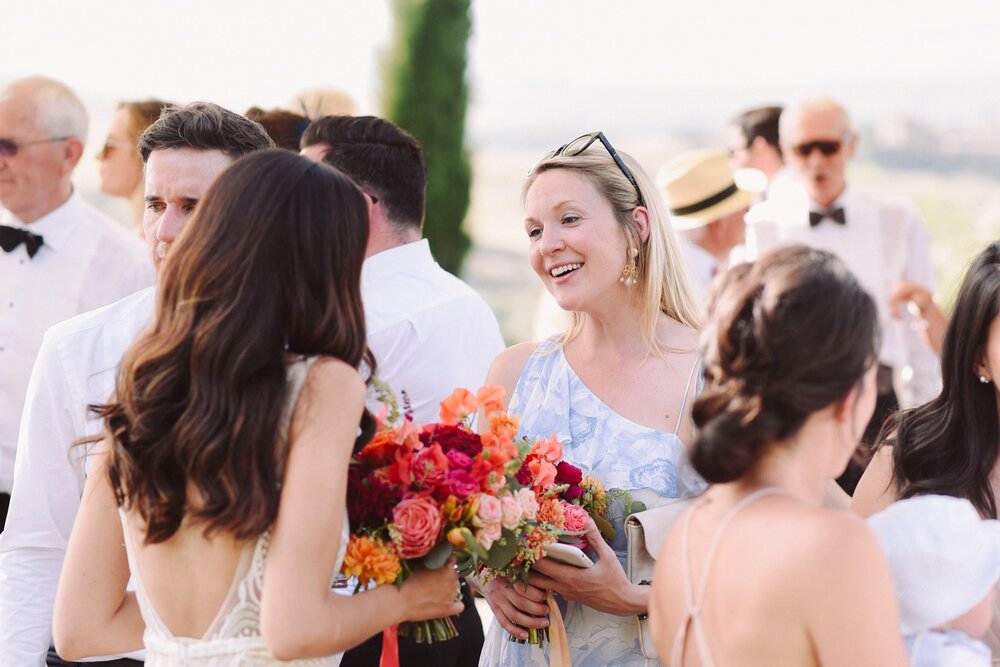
[[809, 207, 846, 227], [0, 224, 45, 258], [0, 225, 44, 258]]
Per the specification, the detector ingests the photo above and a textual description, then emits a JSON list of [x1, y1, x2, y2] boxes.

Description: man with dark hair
[[302, 115, 502, 667], [727, 105, 785, 185], [0, 103, 273, 666], [0, 76, 154, 535]]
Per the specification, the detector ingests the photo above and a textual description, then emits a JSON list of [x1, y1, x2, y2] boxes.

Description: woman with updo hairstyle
[[53, 150, 463, 664], [649, 246, 909, 666], [476, 132, 705, 666], [97, 99, 172, 235], [853, 240, 1000, 653]]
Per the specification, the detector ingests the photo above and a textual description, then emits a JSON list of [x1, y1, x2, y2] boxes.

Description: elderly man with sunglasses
[[0, 76, 152, 533], [745, 96, 939, 494]]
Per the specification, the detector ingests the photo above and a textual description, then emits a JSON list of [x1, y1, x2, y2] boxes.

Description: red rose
[[555, 461, 583, 486], [422, 424, 483, 457], [392, 495, 443, 559]]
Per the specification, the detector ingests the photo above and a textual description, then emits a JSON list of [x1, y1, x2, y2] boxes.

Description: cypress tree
[[383, 0, 473, 275]]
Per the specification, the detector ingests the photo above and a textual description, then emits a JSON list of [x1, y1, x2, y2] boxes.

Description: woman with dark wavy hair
[[53, 150, 463, 665], [853, 240, 1000, 652], [649, 246, 908, 666]]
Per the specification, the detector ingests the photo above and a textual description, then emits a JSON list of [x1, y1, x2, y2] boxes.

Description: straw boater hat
[[867, 495, 1000, 636], [656, 149, 763, 231]]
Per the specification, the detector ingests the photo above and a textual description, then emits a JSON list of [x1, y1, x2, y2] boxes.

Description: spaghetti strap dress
[[118, 356, 349, 666], [479, 338, 707, 667]]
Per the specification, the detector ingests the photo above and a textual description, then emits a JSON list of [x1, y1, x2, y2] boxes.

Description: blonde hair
[[523, 145, 701, 355]]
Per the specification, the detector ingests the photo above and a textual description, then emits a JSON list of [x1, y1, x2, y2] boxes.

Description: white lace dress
[[119, 357, 349, 665]]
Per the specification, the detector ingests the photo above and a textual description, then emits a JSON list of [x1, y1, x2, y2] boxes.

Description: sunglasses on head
[[791, 139, 843, 158], [0, 136, 71, 158], [531, 131, 645, 207]]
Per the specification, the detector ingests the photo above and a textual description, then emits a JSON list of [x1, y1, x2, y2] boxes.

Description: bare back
[[651, 490, 908, 667]]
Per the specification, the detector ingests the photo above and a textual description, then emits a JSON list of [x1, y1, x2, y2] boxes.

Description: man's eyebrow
[[144, 194, 162, 203]]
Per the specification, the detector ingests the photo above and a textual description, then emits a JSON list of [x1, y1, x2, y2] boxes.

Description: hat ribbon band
[[670, 182, 738, 216]]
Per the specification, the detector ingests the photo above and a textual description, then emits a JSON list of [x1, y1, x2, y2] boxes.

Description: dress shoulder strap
[[669, 488, 785, 667], [277, 356, 319, 438], [672, 356, 703, 436]]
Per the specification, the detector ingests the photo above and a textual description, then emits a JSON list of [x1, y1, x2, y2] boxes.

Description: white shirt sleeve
[[0, 333, 86, 666], [898, 208, 942, 407]]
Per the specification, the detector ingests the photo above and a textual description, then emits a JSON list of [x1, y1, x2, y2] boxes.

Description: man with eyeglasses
[[745, 96, 939, 494], [0, 76, 153, 534]]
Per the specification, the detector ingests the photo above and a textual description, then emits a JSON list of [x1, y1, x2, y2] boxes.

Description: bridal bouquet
[[341, 384, 540, 653]]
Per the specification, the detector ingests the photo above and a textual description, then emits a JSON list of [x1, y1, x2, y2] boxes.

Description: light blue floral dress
[[479, 338, 706, 667]]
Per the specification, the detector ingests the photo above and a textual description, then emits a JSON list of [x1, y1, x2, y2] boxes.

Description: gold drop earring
[[619, 247, 639, 286]]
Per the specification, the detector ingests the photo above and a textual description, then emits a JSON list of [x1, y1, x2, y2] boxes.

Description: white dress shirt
[[0, 192, 154, 493], [362, 239, 505, 424], [680, 241, 718, 305], [745, 185, 941, 406], [0, 287, 154, 665]]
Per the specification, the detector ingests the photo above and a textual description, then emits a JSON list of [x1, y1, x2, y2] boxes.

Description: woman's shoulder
[[297, 356, 366, 406], [779, 504, 885, 572], [485, 342, 543, 403]]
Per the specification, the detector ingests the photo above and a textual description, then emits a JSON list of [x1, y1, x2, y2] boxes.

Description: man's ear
[[61, 138, 84, 174], [844, 133, 859, 161]]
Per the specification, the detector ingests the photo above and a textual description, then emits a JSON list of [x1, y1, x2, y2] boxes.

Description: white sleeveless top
[[119, 357, 348, 666]]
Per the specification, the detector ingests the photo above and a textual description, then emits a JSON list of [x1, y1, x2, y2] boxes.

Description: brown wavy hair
[[99, 149, 370, 543], [691, 245, 879, 483]]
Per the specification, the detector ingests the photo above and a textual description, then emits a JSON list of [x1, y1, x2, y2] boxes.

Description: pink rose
[[476, 494, 502, 528], [500, 495, 523, 530], [476, 522, 502, 551], [411, 443, 448, 489], [392, 495, 443, 559], [447, 469, 478, 498], [562, 502, 589, 533], [515, 488, 539, 521], [445, 449, 473, 469]]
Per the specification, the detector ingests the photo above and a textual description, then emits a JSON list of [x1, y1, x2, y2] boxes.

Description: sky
[[4, 0, 1000, 144]]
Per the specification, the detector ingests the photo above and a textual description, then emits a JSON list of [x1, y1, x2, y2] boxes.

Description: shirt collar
[[809, 186, 850, 214], [0, 189, 83, 252], [362, 239, 434, 282]]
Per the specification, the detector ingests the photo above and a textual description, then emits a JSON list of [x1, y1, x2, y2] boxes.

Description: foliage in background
[[383, 0, 473, 275]]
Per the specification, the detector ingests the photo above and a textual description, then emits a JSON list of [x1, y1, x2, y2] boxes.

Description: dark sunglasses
[[791, 139, 843, 158], [0, 136, 71, 157], [531, 131, 645, 207]]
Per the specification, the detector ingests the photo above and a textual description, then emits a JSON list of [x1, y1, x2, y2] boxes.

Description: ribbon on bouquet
[[547, 591, 572, 667], [379, 624, 399, 667]]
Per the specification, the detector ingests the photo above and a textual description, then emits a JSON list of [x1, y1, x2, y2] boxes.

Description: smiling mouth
[[550, 263, 582, 278], [155, 242, 169, 259]]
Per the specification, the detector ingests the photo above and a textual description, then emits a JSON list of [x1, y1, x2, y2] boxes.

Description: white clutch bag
[[625, 496, 697, 661]]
